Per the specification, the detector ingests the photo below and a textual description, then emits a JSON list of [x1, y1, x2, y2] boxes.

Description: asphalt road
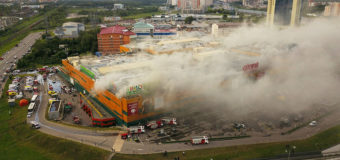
[[22, 73, 340, 155], [33, 79, 340, 155], [120, 108, 340, 154], [27, 78, 118, 151], [0, 32, 42, 95], [2, 32, 340, 156]]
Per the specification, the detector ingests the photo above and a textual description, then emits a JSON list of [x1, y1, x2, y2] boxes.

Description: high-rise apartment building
[[177, 0, 213, 13], [266, 0, 303, 26], [324, 3, 340, 17]]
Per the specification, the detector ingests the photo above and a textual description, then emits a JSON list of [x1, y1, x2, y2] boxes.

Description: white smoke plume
[[94, 17, 340, 115]]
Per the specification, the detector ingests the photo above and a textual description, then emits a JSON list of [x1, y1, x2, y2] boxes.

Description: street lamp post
[[285, 145, 296, 160]]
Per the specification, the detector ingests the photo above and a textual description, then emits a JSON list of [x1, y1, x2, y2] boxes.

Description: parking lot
[[47, 73, 93, 126], [5, 68, 94, 127]]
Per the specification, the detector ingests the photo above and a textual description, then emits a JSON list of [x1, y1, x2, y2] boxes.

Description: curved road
[[34, 76, 340, 154], [4, 33, 340, 155], [29, 79, 118, 151]]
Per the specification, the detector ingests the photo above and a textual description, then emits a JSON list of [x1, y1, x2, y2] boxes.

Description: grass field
[[113, 122, 340, 160], [0, 7, 60, 57], [0, 14, 46, 55], [0, 79, 110, 160], [0, 31, 31, 56]]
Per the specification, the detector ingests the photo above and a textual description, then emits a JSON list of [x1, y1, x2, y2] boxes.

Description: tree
[[17, 29, 100, 69], [185, 16, 195, 24], [223, 14, 227, 20]]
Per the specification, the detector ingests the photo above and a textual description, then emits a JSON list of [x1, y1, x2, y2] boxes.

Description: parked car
[[30, 121, 40, 129], [309, 120, 317, 126]]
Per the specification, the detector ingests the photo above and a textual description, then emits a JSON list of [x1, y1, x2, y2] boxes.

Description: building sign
[[243, 62, 259, 72], [127, 102, 138, 115], [126, 84, 143, 96]]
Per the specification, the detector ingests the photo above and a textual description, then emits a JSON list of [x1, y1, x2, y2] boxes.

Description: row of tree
[[17, 28, 99, 69], [114, 6, 159, 17], [62, 0, 166, 8]]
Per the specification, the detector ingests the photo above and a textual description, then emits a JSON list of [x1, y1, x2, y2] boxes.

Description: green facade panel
[[80, 65, 96, 79]]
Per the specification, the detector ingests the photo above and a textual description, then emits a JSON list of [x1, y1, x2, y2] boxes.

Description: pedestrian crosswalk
[[112, 132, 125, 152]]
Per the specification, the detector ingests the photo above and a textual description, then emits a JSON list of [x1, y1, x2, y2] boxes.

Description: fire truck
[[161, 117, 177, 125], [191, 136, 209, 145], [128, 125, 145, 134], [121, 133, 131, 139], [147, 120, 163, 129], [33, 86, 39, 92], [34, 80, 39, 85]]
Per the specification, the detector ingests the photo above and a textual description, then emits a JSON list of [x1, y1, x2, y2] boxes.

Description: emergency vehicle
[[147, 120, 163, 129], [161, 117, 177, 125], [191, 136, 209, 145], [128, 125, 145, 134]]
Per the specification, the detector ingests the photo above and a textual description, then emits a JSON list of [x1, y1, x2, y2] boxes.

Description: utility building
[[266, 0, 303, 27], [54, 22, 85, 38]]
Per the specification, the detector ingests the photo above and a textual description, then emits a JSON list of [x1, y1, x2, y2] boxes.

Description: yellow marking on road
[[231, 49, 261, 57], [112, 132, 125, 152], [79, 92, 103, 117]]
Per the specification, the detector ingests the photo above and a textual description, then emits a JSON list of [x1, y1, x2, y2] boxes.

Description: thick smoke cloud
[[95, 17, 340, 115]]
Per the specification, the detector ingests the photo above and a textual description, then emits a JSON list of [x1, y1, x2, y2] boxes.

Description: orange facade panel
[[62, 60, 94, 91], [62, 59, 160, 126], [98, 33, 125, 55], [62, 60, 123, 118]]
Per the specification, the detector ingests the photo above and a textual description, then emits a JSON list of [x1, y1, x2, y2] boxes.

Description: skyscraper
[[266, 0, 303, 27]]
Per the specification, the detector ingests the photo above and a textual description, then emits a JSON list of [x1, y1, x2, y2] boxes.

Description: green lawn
[[0, 30, 41, 57], [0, 79, 110, 160], [0, 19, 43, 56], [0, 7, 60, 57], [113, 121, 340, 160], [0, 15, 43, 42]]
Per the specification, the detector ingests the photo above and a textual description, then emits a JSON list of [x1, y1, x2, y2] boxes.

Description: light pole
[[285, 145, 296, 160], [315, 143, 321, 151]]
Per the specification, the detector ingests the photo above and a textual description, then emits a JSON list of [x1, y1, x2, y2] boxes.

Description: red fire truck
[[191, 136, 209, 145], [147, 120, 163, 129], [128, 125, 145, 134], [161, 117, 177, 125]]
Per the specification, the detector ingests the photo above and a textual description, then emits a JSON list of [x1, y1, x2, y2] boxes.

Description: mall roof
[[133, 22, 154, 29]]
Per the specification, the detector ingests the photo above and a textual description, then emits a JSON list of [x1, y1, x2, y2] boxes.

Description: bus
[[27, 103, 35, 118], [31, 95, 38, 103]]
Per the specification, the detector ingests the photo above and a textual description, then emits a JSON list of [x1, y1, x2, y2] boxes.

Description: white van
[[27, 103, 35, 118], [31, 95, 38, 103], [30, 121, 40, 129]]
